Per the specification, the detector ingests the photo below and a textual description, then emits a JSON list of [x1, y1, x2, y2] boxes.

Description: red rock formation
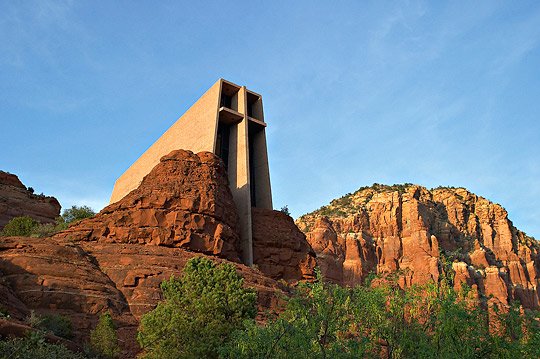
[[0, 237, 285, 357], [297, 184, 540, 309], [0, 149, 315, 356], [251, 208, 316, 283], [53, 150, 241, 262], [0, 171, 60, 228]]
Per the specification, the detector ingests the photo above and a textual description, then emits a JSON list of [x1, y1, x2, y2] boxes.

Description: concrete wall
[[110, 80, 221, 203], [109, 79, 272, 267]]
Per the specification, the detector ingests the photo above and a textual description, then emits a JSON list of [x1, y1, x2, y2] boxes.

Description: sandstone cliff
[[252, 208, 316, 282], [0, 171, 60, 228], [297, 184, 540, 309]]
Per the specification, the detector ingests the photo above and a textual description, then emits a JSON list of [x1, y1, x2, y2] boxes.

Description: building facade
[[110, 79, 272, 265]]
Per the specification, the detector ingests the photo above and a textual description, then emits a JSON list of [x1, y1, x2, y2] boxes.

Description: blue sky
[[1, 1, 539, 238]]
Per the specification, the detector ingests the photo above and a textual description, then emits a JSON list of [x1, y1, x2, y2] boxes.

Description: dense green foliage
[[1, 216, 38, 236], [40, 314, 73, 339], [223, 275, 540, 359], [137, 257, 257, 359], [222, 271, 364, 358], [25, 311, 73, 339], [61, 205, 96, 224], [90, 312, 120, 358], [138, 262, 540, 358], [0, 332, 85, 359]]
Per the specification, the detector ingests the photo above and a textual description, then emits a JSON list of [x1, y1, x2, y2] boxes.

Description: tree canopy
[[137, 257, 257, 359]]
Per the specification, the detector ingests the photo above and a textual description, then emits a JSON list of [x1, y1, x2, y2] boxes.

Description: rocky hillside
[[0, 150, 315, 357], [0, 171, 60, 228], [297, 184, 540, 309], [0, 238, 284, 356]]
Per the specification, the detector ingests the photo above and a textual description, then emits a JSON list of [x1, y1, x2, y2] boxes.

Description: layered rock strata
[[0, 237, 284, 357], [297, 184, 540, 309]]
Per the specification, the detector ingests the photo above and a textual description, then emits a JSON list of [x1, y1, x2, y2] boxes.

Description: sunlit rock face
[[52, 149, 316, 283], [53, 150, 242, 261], [0, 170, 60, 229], [297, 184, 540, 309]]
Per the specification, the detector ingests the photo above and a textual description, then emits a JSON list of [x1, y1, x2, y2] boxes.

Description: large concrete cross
[[110, 79, 273, 265]]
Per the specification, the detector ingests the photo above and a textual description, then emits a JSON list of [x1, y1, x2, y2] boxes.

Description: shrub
[[137, 257, 257, 358], [61, 205, 96, 224], [29, 222, 58, 238], [0, 331, 85, 359], [1, 216, 39, 237], [0, 304, 8, 318], [279, 205, 291, 216], [25, 311, 73, 339], [90, 312, 120, 358], [26, 310, 42, 328], [40, 314, 73, 339], [0, 204, 96, 238]]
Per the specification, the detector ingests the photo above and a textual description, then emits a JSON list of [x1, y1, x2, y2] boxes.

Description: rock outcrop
[[297, 184, 540, 309], [54, 150, 241, 262], [0, 237, 285, 357], [0, 171, 60, 228], [252, 208, 316, 282]]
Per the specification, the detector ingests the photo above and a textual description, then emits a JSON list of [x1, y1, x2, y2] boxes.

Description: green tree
[[1, 216, 39, 237], [137, 257, 257, 359], [279, 206, 291, 216], [223, 271, 365, 359], [61, 205, 96, 224], [224, 272, 540, 359], [24, 311, 73, 339], [90, 311, 120, 358], [40, 314, 73, 339]]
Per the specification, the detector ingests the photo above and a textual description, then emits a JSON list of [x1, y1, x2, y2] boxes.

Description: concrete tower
[[110, 79, 272, 265]]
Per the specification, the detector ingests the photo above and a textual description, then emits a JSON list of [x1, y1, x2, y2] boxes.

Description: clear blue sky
[[1, 1, 539, 238]]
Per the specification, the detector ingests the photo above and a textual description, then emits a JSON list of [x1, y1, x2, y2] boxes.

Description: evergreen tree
[[137, 257, 257, 359], [90, 312, 120, 358]]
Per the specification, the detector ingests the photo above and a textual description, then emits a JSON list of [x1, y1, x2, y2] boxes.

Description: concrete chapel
[[110, 79, 272, 265]]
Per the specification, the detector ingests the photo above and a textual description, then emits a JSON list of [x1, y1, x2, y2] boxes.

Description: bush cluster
[[0, 311, 120, 358], [25, 311, 73, 339], [137, 257, 257, 358], [2, 257, 539, 358], [1, 216, 39, 237], [0, 332, 85, 359], [0, 205, 96, 237]]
